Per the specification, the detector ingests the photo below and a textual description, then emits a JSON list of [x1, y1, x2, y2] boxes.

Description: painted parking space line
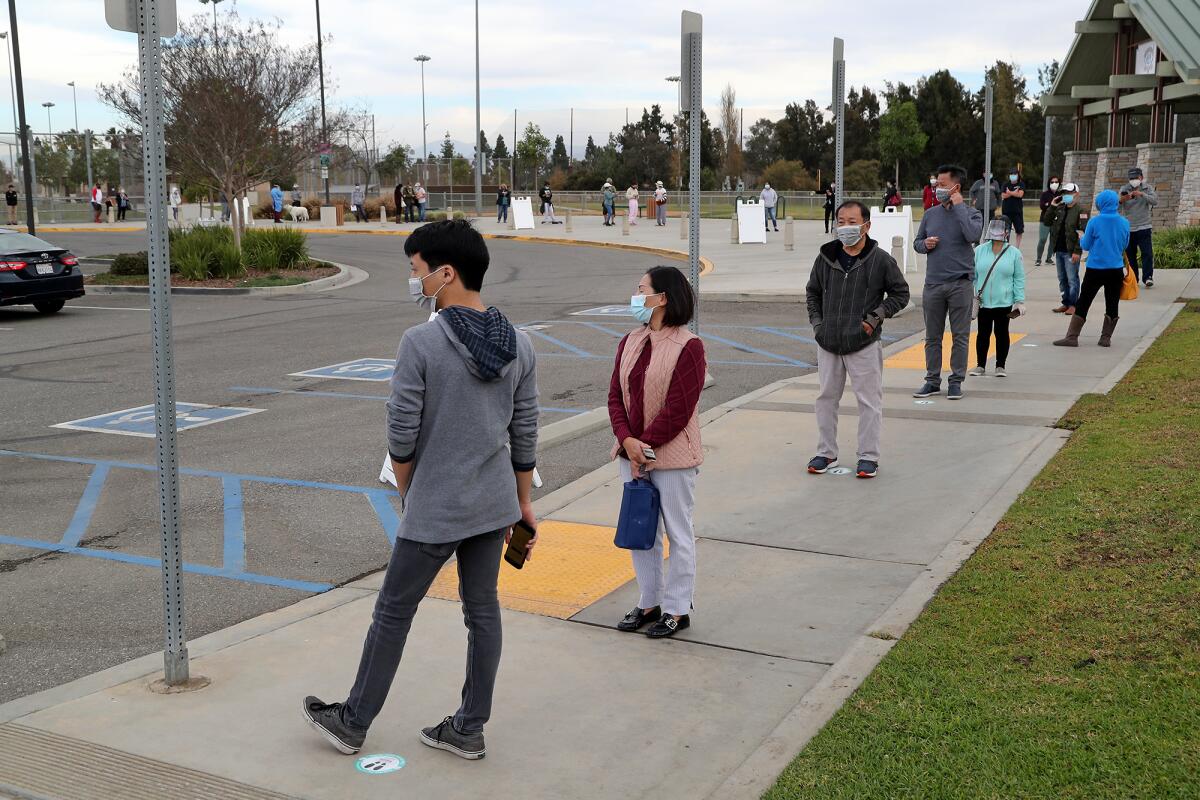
[[227, 386, 585, 415], [52, 403, 264, 438], [0, 449, 401, 591], [697, 331, 812, 368], [570, 305, 633, 317], [67, 305, 151, 312], [290, 358, 395, 382], [518, 324, 600, 358]]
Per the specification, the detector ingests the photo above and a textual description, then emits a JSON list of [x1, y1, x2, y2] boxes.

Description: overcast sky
[[10, 0, 1083, 156]]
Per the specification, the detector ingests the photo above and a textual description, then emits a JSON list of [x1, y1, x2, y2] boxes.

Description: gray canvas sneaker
[[420, 716, 486, 760], [303, 695, 366, 755]]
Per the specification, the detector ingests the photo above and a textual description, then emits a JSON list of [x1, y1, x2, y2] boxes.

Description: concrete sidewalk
[[1, 260, 1197, 800]]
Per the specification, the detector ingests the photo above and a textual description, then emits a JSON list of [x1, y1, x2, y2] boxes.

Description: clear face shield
[[986, 218, 1010, 242]]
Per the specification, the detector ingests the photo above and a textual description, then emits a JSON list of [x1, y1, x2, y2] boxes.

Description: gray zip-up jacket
[[351, 186, 365, 206], [387, 310, 539, 543], [807, 237, 910, 355], [1119, 182, 1158, 231], [914, 201, 984, 285]]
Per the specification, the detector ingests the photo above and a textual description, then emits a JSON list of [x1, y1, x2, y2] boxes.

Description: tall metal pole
[[833, 38, 845, 210], [7, 4, 31, 232], [473, 0, 481, 214], [569, 107, 573, 169], [135, 0, 188, 686], [682, 11, 702, 336], [513, 109, 517, 191], [1042, 115, 1052, 191], [315, 0, 329, 204], [982, 80, 993, 239], [1, 33, 15, 174], [416, 55, 430, 185]]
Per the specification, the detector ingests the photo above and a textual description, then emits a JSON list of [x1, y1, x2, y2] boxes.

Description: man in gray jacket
[[304, 219, 539, 761], [1119, 167, 1158, 288], [913, 164, 984, 400]]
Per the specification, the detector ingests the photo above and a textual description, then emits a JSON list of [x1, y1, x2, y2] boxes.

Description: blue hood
[[1095, 189, 1119, 214]]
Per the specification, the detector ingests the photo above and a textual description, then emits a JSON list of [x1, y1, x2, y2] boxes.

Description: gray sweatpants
[[618, 459, 699, 617], [815, 341, 884, 463], [922, 278, 974, 387]]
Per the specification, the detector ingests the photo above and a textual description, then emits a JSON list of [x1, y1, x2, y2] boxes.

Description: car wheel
[[33, 299, 66, 314]]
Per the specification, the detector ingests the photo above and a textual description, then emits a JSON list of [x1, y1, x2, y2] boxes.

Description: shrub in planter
[[422, 210, 467, 222], [110, 251, 149, 275], [272, 227, 309, 268], [173, 234, 212, 280], [1152, 226, 1200, 270], [212, 242, 245, 278], [242, 228, 282, 271]]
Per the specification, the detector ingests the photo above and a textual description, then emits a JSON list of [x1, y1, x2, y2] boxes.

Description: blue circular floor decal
[[355, 754, 406, 774]]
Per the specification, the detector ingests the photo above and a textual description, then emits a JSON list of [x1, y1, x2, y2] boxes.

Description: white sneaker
[[968, 365, 986, 376], [995, 367, 1007, 377]]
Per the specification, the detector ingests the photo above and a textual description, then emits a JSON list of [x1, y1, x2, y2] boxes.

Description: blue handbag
[[614, 477, 660, 550]]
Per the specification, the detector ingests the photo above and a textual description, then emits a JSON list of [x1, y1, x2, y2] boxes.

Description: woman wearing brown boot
[[1053, 190, 1130, 348]]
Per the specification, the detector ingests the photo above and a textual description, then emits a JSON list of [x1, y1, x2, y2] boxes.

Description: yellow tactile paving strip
[[885, 332, 1026, 370], [426, 520, 663, 620]]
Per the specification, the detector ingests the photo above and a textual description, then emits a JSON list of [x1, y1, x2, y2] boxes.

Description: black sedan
[[0, 229, 85, 313]]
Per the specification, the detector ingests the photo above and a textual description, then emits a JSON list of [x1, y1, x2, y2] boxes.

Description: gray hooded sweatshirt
[[387, 308, 539, 543], [1119, 181, 1158, 232]]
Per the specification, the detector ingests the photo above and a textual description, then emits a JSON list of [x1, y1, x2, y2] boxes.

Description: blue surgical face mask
[[1061, 194, 1075, 205], [629, 292, 662, 324], [1009, 174, 1018, 182]]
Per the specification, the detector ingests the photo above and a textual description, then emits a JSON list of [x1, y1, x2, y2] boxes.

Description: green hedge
[[102, 227, 311, 279], [1151, 226, 1200, 270]]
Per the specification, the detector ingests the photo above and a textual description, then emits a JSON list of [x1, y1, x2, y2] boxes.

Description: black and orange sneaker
[[856, 460, 878, 479], [807, 456, 837, 474]]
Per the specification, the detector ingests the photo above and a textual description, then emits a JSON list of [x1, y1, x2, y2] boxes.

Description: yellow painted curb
[[28, 226, 143, 233]]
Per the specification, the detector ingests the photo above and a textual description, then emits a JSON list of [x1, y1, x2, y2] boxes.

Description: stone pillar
[[1062, 150, 1098, 207], [1092, 147, 1138, 206], [1175, 138, 1200, 229], [1136, 142, 1187, 230]]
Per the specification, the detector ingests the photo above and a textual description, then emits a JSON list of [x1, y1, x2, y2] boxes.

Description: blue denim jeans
[[1055, 252, 1080, 307], [497, 205, 508, 222], [765, 206, 778, 229], [1126, 228, 1153, 282]]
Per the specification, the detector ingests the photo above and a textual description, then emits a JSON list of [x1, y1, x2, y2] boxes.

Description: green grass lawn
[[765, 302, 1200, 800]]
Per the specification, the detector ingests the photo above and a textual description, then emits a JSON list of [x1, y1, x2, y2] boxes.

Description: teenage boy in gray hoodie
[[304, 219, 539, 762], [913, 164, 983, 400]]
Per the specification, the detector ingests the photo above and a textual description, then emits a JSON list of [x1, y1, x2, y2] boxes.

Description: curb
[[536, 407, 611, 451], [83, 261, 366, 296]]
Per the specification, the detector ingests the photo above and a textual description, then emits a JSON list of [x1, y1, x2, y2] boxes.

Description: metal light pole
[[982, 80, 994, 238], [415, 55, 430, 186], [1042, 115, 1052, 191], [41, 101, 53, 196], [473, 1, 481, 214], [68, 81, 91, 189], [315, 0, 329, 204], [6, 3, 32, 232], [0, 32, 15, 183], [67, 81, 78, 130], [199, 0, 222, 35], [682, 11, 701, 335], [832, 38, 845, 209]]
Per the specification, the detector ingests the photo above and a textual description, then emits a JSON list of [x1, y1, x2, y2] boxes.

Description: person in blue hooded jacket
[[1053, 189, 1130, 348]]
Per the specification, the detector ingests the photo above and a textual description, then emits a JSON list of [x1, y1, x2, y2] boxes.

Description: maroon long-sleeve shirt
[[608, 335, 706, 453]]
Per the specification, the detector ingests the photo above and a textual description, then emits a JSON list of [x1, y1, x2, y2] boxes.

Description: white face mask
[[929, 178, 937, 186], [1009, 174, 1018, 182], [1130, 178, 1142, 188], [835, 224, 864, 247], [408, 270, 448, 312], [1050, 182, 1060, 191]]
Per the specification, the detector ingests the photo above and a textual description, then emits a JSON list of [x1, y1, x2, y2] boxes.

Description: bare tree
[[719, 84, 743, 181], [99, 11, 347, 249]]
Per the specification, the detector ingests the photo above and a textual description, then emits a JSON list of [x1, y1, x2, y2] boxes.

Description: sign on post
[[104, 0, 177, 36]]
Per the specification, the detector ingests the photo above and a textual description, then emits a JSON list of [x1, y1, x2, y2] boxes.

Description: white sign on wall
[[736, 200, 766, 244], [512, 196, 535, 230], [1135, 42, 1159, 76]]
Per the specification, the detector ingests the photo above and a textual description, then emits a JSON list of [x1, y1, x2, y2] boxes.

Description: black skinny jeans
[[1075, 267, 1123, 322], [976, 306, 1012, 368]]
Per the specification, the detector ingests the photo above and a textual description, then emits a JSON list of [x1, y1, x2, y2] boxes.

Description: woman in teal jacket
[[970, 218, 1025, 377]]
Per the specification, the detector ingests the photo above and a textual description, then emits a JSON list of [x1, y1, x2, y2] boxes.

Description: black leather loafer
[[617, 606, 661, 632], [645, 614, 690, 638]]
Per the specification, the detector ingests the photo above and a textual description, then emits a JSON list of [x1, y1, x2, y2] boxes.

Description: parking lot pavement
[[0, 231, 924, 702]]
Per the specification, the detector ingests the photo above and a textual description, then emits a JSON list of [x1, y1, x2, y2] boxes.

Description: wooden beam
[[1075, 20, 1121, 34], [1040, 94, 1078, 107], [1112, 3, 1134, 18], [1110, 74, 1158, 89], [1072, 85, 1118, 99], [1118, 89, 1157, 109], [1163, 82, 1200, 101]]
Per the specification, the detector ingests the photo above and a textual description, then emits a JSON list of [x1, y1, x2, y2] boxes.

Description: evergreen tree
[[551, 135, 569, 169]]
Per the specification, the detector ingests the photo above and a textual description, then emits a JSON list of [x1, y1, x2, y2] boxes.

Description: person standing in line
[[414, 182, 428, 222], [608, 266, 706, 638], [495, 184, 511, 223], [626, 183, 640, 225], [969, 218, 1026, 377], [539, 182, 560, 224], [805, 201, 909, 479], [117, 187, 130, 221], [999, 168, 1026, 248], [270, 183, 284, 224], [913, 164, 983, 401], [92, 183, 105, 224], [219, 190, 230, 223], [393, 182, 405, 224], [823, 184, 835, 232], [1054, 189, 1130, 348], [303, 220, 539, 762], [6, 184, 18, 225], [760, 182, 779, 232], [883, 180, 901, 209], [1042, 182, 1086, 315], [1119, 167, 1158, 288], [654, 180, 668, 226], [169, 185, 182, 224], [291, 185, 303, 207], [922, 175, 937, 211], [350, 183, 368, 223], [969, 172, 1001, 219], [602, 179, 617, 226], [403, 184, 417, 222], [1035, 176, 1061, 266]]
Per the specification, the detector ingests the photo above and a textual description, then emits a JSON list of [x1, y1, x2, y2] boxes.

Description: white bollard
[[730, 213, 738, 243], [680, 212, 687, 240], [380, 205, 388, 226], [108, 205, 115, 224], [784, 217, 794, 251], [565, 209, 573, 232], [510, 210, 517, 230], [622, 211, 630, 236], [320, 206, 337, 228]]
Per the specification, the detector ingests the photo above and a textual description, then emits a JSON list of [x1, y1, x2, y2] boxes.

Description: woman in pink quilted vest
[[607, 266, 707, 639]]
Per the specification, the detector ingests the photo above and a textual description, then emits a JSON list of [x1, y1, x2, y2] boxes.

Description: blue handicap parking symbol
[[290, 358, 396, 382], [53, 403, 264, 438], [570, 305, 633, 317]]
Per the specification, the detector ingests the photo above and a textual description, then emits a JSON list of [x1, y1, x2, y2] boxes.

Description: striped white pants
[[618, 460, 699, 617]]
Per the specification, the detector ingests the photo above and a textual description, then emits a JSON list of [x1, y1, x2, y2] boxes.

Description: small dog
[[285, 205, 310, 222]]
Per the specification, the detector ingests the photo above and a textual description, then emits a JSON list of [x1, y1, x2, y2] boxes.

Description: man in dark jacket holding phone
[[806, 200, 910, 479]]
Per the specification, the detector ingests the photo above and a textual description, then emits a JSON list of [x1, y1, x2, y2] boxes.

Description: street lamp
[[473, 0, 481, 214], [198, 0, 223, 38], [41, 100, 52, 137], [0, 32, 16, 182], [415, 54, 430, 184], [67, 81, 78, 131], [315, 0, 329, 203], [68, 80, 91, 188]]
